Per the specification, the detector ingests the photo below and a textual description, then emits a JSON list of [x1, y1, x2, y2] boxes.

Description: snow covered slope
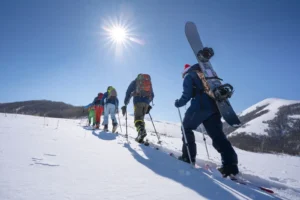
[[0, 113, 299, 200], [223, 98, 300, 155], [230, 98, 299, 136]]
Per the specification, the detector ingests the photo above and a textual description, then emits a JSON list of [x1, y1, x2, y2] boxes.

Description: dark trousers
[[182, 112, 238, 166], [134, 102, 149, 132]]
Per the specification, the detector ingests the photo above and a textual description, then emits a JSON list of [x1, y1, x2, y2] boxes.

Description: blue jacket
[[93, 96, 102, 106], [177, 64, 218, 121], [124, 80, 154, 105], [101, 92, 119, 108]]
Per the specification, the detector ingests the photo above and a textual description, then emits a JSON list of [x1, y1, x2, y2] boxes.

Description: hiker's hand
[[174, 99, 180, 108], [146, 105, 152, 114]]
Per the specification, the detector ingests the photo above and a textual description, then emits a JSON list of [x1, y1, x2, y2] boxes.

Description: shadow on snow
[[123, 143, 280, 200], [92, 130, 117, 141]]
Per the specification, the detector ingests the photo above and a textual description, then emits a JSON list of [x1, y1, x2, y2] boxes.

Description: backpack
[[107, 87, 117, 100], [134, 74, 153, 99]]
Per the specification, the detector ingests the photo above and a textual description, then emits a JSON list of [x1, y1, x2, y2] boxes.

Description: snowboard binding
[[213, 84, 234, 101], [197, 47, 214, 62]]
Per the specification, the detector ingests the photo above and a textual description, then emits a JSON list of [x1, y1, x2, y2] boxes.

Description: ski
[[170, 151, 274, 194], [230, 176, 274, 194], [204, 164, 275, 195], [169, 153, 201, 169], [117, 132, 159, 149]]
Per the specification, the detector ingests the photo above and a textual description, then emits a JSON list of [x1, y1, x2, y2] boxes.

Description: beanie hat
[[182, 64, 191, 77]]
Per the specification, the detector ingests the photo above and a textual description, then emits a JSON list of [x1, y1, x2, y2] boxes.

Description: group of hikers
[[84, 47, 239, 177], [84, 73, 154, 144], [85, 86, 119, 132]]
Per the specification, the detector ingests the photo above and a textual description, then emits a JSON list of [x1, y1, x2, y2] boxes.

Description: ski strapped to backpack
[[134, 74, 153, 99], [107, 86, 117, 100]]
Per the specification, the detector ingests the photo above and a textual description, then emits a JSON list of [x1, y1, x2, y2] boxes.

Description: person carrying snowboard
[[123, 74, 154, 143], [92, 93, 104, 129], [101, 86, 119, 132], [174, 61, 239, 177]]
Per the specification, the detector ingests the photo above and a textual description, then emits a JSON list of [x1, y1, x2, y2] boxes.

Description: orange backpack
[[134, 74, 153, 99]]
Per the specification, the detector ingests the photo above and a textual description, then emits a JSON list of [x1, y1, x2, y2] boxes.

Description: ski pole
[[56, 120, 60, 129], [125, 109, 128, 141], [148, 113, 161, 144], [202, 132, 210, 159], [118, 113, 123, 133], [43, 114, 46, 127], [177, 108, 193, 167]]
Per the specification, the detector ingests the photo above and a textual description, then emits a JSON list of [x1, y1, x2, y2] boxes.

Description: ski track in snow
[[0, 113, 299, 200]]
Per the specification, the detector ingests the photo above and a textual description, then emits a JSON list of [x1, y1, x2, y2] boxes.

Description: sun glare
[[110, 26, 127, 43], [102, 16, 145, 57]]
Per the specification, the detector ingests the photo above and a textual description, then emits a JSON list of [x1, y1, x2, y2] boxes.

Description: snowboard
[[185, 21, 241, 127]]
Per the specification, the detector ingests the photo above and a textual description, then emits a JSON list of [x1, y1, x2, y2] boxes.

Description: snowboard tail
[[185, 21, 241, 127]]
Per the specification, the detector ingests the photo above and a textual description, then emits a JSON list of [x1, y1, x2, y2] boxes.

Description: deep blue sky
[[1, 0, 299, 121]]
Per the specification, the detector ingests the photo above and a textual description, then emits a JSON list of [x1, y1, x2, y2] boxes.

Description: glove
[[115, 108, 119, 114], [146, 105, 152, 114], [121, 106, 127, 116], [174, 99, 180, 108], [124, 99, 129, 106]]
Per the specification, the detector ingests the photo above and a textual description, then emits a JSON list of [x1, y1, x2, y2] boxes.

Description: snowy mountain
[[0, 113, 299, 200], [223, 98, 300, 155], [0, 100, 87, 118]]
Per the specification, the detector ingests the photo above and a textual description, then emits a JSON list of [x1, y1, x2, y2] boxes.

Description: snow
[[0, 113, 300, 200], [289, 115, 300, 119], [230, 98, 300, 136]]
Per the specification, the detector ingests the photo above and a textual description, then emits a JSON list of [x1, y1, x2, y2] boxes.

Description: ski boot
[[135, 128, 147, 144], [103, 124, 108, 132], [197, 47, 214, 62], [112, 123, 118, 133], [217, 164, 239, 178], [178, 155, 195, 165]]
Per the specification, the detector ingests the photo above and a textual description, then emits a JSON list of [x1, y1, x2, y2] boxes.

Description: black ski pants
[[182, 112, 238, 166]]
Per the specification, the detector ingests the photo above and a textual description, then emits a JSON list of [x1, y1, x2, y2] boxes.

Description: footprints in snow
[[44, 153, 56, 157], [270, 176, 298, 183], [31, 153, 59, 167]]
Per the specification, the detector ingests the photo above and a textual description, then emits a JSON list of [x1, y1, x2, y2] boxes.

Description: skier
[[88, 104, 96, 126], [92, 93, 104, 129], [123, 74, 154, 143], [174, 61, 239, 177], [101, 86, 119, 132], [84, 103, 96, 127]]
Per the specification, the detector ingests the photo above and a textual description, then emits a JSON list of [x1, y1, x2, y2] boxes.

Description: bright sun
[[110, 26, 127, 43], [102, 16, 145, 57]]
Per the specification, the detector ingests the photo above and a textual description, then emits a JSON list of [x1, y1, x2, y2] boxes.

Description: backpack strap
[[189, 70, 215, 99]]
